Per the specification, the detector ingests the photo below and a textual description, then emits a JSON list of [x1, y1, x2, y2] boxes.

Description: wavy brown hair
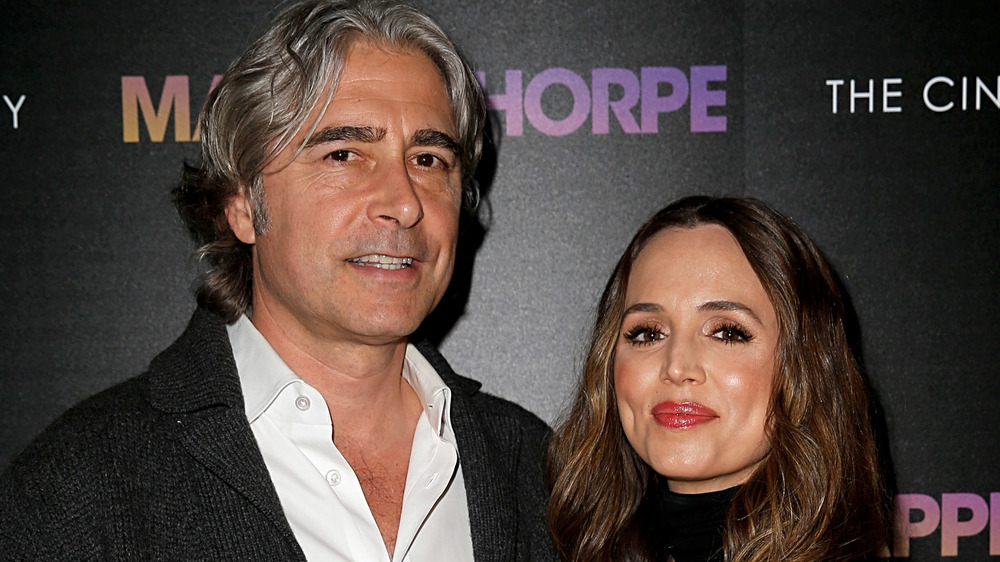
[[172, 0, 486, 321], [547, 196, 892, 561]]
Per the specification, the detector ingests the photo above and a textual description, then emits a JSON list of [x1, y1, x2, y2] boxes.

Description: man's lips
[[346, 253, 414, 270], [651, 401, 718, 429]]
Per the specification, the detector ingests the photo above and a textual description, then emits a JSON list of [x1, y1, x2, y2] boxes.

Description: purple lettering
[[524, 68, 590, 136], [689, 65, 726, 132], [941, 493, 989, 557], [640, 67, 688, 133], [893, 494, 940, 557], [476, 70, 524, 136], [591, 68, 640, 134], [991, 493, 1000, 556]]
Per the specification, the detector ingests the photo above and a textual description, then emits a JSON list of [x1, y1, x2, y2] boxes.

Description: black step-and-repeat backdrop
[[2, 2, 997, 559]]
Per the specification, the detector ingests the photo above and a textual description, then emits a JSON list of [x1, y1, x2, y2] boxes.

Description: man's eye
[[326, 150, 353, 162], [413, 153, 447, 168]]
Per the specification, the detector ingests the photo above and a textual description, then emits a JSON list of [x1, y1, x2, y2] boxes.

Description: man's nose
[[660, 335, 706, 385], [367, 158, 423, 228]]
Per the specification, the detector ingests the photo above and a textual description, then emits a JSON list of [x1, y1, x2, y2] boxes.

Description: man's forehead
[[336, 41, 449, 97], [262, 39, 459, 167], [309, 46, 455, 130]]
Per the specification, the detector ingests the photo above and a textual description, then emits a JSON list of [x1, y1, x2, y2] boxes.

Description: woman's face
[[614, 224, 778, 494]]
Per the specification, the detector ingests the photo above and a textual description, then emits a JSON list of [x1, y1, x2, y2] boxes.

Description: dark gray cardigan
[[0, 308, 556, 561]]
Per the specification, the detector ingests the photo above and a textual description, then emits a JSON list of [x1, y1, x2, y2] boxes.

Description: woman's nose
[[661, 336, 706, 385]]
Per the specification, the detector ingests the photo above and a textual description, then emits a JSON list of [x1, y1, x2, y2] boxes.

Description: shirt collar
[[227, 314, 300, 423], [402, 343, 452, 437], [227, 314, 453, 436]]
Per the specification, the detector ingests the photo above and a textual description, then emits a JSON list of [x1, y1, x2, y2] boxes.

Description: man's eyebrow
[[412, 129, 461, 157], [305, 125, 386, 147], [622, 302, 663, 316], [698, 300, 763, 324]]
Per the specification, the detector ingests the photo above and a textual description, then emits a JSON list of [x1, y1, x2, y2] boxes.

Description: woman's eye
[[711, 324, 753, 344], [623, 326, 665, 345]]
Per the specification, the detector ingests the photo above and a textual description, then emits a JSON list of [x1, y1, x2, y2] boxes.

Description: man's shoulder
[[0, 308, 281, 559], [53, 372, 152, 428], [412, 339, 550, 433], [0, 372, 159, 556], [455, 381, 550, 433], [413, 341, 557, 560], [2, 306, 235, 477], [3, 372, 156, 479]]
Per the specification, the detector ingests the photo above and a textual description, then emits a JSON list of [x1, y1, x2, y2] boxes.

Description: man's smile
[[347, 253, 414, 270]]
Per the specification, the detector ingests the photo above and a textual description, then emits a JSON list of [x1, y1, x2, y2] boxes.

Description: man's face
[[227, 42, 462, 346]]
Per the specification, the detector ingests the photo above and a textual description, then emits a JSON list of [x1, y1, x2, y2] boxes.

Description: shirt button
[[326, 470, 342, 487], [294, 396, 311, 411]]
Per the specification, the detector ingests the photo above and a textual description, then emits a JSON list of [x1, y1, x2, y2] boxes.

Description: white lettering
[[976, 76, 1000, 110], [830, 75, 999, 115], [3, 94, 25, 129], [883, 78, 903, 113], [924, 76, 954, 112], [826, 79, 844, 113], [850, 79, 875, 113]]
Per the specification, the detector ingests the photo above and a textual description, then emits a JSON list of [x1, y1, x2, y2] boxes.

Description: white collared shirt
[[227, 316, 475, 562]]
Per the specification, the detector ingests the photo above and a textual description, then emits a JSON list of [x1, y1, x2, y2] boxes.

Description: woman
[[547, 196, 891, 561]]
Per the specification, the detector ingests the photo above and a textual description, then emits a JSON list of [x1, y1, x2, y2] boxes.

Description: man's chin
[[349, 308, 436, 343]]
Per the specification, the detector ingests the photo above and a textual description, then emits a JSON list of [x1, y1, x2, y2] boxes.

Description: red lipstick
[[651, 401, 718, 429]]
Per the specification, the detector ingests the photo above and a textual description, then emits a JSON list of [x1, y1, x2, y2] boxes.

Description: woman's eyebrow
[[622, 302, 663, 316], [698, 300, 762, 324]]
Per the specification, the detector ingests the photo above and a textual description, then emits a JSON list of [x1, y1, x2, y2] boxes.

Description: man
[[0, 1, 554, 560]]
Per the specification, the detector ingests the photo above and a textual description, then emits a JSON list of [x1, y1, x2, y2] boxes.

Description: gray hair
[[173, 0, 487, 321]]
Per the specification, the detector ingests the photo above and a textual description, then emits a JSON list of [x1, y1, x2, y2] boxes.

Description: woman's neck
[[645, 480, 739, 562]]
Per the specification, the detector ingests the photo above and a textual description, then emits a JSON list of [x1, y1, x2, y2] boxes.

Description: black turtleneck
[[644, 483, 739, 562]]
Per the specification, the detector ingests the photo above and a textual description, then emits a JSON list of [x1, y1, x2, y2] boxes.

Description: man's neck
[[244, 302, 423, 557], [247, 299, 417, 442]]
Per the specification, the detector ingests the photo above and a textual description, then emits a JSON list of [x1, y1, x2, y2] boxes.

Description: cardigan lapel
[[177, 406, 303, 552], [456, 405, 524, 562], [415, 340, 522, 562], [147, 307, 305, 560], [146, 316, 524, 561]]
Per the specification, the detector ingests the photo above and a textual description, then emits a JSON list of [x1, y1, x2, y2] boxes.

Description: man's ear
[[225, 190, 256, 245]]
